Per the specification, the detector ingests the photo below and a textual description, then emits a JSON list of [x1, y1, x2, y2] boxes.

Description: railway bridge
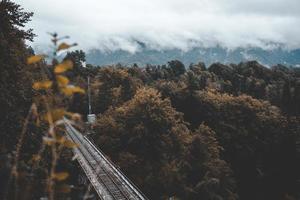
[[64, 119, 148, 200]]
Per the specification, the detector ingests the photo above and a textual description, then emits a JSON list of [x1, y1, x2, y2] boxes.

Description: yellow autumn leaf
[[56, 75, 69, 87], [57, 42, 71, 51], [43, 108, 65, 123], [72, 86, 85, 94], [64, 111, 75, 117], [27, 55, 44, 64], [63, 139, 78, 148], [53, 172, 69, 181], [61, 88, 73, 96], [56, 136, 65, 144], [54, 60, 73, 74], [61, 86, 85, 96], [51, 109, 66, 121], [33, 80, 53, 90]]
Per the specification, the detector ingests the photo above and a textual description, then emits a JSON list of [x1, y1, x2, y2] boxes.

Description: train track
[[64, 119, 148, 200]]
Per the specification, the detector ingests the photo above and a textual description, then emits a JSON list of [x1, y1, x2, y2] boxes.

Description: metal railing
[[64, 119, 148, 200]]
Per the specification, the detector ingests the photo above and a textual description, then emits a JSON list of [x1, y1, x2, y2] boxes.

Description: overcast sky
[[16, 0, 300, 52]]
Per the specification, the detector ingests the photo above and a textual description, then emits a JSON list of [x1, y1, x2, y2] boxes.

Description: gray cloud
[[222, 0, 300, 16], [16, 0, 300, 52]]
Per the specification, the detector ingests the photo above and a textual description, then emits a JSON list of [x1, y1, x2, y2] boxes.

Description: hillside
[[86, 45, 300, 67]]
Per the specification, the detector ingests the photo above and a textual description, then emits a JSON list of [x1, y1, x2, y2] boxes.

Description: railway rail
[[64, 119, 148, 200]]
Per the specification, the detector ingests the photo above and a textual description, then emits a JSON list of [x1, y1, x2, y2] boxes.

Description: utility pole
[[87, 75, 92, 115], [81, 61, 96, 124]]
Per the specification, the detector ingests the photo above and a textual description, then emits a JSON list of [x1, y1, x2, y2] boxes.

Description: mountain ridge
[[86, 46, 300, 67]]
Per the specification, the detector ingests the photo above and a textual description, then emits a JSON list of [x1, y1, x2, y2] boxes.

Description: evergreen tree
[[0, 0, 34, 150]]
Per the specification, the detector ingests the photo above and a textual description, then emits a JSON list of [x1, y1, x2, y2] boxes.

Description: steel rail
[[83, 136, 148, 200], [64, 119, 147, 200], [66, 122, 128, 199], [65, 123, 112, 200]]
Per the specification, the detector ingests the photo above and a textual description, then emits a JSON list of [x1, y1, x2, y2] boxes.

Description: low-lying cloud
[[16, 0, 300, 52]]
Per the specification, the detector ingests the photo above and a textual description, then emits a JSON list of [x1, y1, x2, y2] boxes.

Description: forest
[[0, 1, 299, 200]]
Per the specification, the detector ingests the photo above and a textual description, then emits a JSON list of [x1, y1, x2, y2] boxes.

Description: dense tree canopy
[[94, 88, 237, 199], [87, 62, 299, 200]]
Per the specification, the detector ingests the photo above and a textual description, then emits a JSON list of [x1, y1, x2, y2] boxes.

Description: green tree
[[95, 67, 142, 113], [189, 90, 297, 200], [182, 124, 237, 200], [282, 80, 292, 113], [94, 87, 238, 199], [94, 87, 190, 198], [168, 60, 186, 77], [0, 0, 34, 150]]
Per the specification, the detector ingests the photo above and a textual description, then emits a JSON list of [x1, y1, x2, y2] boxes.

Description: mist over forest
[[85, 45, 300, 67]]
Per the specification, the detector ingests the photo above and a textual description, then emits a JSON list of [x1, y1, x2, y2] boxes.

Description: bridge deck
[[64, 119, 147, 200]]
